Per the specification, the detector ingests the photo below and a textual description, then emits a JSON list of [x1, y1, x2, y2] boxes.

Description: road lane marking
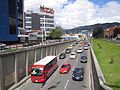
[[72, 66, 75, 71], [76, 59, 78, 62], [64, 80, 69, 89]]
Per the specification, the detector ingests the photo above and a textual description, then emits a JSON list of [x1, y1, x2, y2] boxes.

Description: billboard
[[40, 5, 54, 14]]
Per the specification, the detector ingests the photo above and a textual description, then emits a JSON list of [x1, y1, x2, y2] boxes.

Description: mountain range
[[63, 22, 120, 34]]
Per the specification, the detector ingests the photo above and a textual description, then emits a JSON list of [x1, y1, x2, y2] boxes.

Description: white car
[[84, 45, 89, 50], [68, 45, 73, 49], [0, 43, 6, 50], [70, 52, 76, 59], [77, 47, 83, 53]]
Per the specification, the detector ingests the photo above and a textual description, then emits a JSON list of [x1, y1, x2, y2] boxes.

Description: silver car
[[0, 43, 6, 50]]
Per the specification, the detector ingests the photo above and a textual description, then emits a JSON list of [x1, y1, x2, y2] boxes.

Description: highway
[[15, 44, 91, 90]]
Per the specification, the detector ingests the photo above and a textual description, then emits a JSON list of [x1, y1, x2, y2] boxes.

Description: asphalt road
[[15, 45, 91, 90]]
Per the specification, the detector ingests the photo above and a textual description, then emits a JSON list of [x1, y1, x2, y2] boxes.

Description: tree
[[49, 27, 63, 39], [93, 27, 104, 38]]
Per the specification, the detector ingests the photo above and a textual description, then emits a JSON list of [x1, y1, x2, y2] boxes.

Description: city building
[[23, 6, 55, 42], [23, 10, 44, 42], [104, 26, 120, 39], [0, 0, 24, 42], [40, 6, 55, 39], [24, 10, 42, 31]]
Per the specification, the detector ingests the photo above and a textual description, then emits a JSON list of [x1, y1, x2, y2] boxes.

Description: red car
[[59, 63, 71, 74]]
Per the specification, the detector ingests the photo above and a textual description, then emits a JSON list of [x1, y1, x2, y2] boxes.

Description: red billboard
[[40, 5, 54, 14]]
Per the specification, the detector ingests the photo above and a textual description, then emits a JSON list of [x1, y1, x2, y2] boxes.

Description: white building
[[23, 6, 55, 42], [40, 6, 55, 39]]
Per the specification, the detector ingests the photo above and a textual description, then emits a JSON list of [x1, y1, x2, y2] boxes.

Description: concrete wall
[[90, 46, 112, 90], [0, 41, 73, 90]]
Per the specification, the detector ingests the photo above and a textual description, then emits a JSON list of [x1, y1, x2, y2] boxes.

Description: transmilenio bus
[[31, 56, 58, 83]]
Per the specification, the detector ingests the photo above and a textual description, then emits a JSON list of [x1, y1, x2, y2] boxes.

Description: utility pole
[[44, 15, 46, 41], [41, 20, 44, 44]]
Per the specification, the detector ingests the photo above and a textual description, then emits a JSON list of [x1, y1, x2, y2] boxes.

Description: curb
[[8, 75, 30, 90]]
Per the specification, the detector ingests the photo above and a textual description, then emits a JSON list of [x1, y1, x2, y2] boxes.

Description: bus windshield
[[31, 68, 43, 76]]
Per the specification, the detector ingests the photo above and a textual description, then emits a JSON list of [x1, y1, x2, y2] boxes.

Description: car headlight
[[81, 75, 83, 78], [72, 75, 74, 77]]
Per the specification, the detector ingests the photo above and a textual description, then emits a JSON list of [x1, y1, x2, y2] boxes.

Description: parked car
[[0, 43, 6, 50], [77, 47, 83, 53], [80, 56, 87, 63], [65, 48, 71, 54], [72, 67, 84, 81], [59, 63, 71, 74], [59, 53, 66, 59], [70, 52, 76, 59]]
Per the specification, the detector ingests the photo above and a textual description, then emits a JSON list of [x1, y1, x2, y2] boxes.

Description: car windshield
[[81, 56, 87, 59], [74, 68, 83, 74], [66, 49, 70, 51], [61, 65, 69, 68], [71, 53, 75, 55], [31, 68, 42, 76], [61, 53, 65, 56]]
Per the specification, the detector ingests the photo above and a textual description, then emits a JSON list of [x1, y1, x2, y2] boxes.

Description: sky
[[24, 0, 120, 29]]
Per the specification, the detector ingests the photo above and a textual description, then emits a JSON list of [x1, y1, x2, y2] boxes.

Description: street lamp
[[40, 19, 44, 44], [43, 15, 46, 41]]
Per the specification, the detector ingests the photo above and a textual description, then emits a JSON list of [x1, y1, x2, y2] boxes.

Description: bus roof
[[33, 56, 56, 66]]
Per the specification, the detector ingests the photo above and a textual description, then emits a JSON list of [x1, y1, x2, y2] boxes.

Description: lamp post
[[41, 19, 44, 44], [43, 15, 46, 41]]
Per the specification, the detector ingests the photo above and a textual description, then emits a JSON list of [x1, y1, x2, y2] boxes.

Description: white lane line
[[76, 59, 78, 62], [64, 80, 69, 89], [72, 66, 75, 71]]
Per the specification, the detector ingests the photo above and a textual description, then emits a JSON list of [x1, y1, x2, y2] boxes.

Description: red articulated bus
[[31, 56, 58, 83]]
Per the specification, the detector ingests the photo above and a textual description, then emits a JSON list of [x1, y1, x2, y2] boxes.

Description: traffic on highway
[[15, 40, 91, 90]]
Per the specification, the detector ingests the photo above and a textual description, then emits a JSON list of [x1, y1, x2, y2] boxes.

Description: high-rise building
[[23, 11, 43, 42], [24, 6, 55, 42], [24, 10, 41, 31], [40, 6, 55, 39], [0, 0, 23, 42]]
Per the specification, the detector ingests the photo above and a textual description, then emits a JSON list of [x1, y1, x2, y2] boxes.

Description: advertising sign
[[40, 5, 54, 14]]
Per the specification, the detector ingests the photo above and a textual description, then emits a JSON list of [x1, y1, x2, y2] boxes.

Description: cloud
[[24, 0, 120, 29], [98, 1, 120, 23]]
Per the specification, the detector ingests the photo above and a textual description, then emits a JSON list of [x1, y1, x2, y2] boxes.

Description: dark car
[[80, 56, 87, 63], [59, 53, 66, 59], [65, 48, 71, 54], [72, 67, 84, 81]]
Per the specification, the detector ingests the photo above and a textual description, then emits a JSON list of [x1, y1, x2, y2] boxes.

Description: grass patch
[[92, 39, 120, 90]]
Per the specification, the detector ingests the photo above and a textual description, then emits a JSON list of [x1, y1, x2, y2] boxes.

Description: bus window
[[31, 68, 42, 76]]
